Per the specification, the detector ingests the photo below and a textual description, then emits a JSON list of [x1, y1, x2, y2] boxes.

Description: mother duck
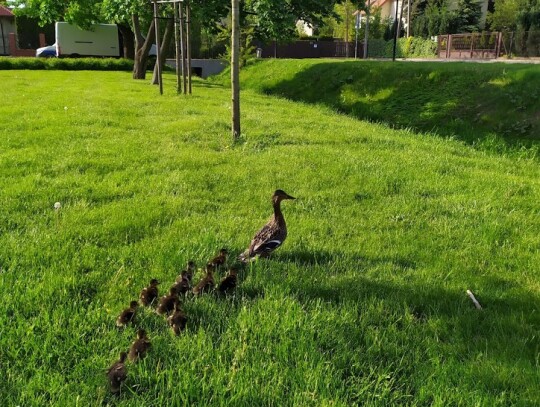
[[239, 190, 295, 262]]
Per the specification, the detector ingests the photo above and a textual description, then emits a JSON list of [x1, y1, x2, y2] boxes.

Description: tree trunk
[[118, 23, 135, 59], [231, 0, 240, 140], [152, 17, 174, 85], [132, 14, 156, 80]]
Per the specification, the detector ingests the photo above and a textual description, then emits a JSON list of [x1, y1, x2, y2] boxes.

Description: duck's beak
[[285, 194, 296, 200]]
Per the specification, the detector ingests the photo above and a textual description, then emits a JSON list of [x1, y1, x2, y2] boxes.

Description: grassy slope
[[235, 59, 540, 155], [0, 69, 539, 406]]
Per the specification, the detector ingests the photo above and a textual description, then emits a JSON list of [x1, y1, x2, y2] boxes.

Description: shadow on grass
[[293, 273, 538, 365], [274, 249, 417, 271], [254, 61, 540, 154], [260, 248, 539, 383]]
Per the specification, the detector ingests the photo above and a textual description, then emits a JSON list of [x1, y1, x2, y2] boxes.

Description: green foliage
[[367, 36, 437, 58], [411, 0, 484, 36], [13, 0, 103, 29], [525, 23, 540, 55], [366, 38, 386, 56], [331, 1, 358, 41], [408, 36, 438, 56], [411, 0, 459, 37], [454, 0, 483, 33], [1, 69, 540, 405], [217, 22, 256, 69], [0, 57, 134, 70], [486, 0, 523, 31], [245, 0, 342, 42]]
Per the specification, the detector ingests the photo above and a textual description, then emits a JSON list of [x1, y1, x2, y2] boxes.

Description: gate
[[438, 32, 503, 59]]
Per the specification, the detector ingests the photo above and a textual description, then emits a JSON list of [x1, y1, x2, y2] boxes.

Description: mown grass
[[232, 59, 540, 156], [0, 68, 539, 406]]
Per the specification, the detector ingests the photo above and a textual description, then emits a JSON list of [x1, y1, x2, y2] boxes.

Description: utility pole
[[407, 0, 411, 37], [231, 0, 240, 140], [354, 11, 360, 59], [363, 0, 371, 59], [392, 0, 400, 61], [345, 1, 350, 58], [397, 0, 404, 42]]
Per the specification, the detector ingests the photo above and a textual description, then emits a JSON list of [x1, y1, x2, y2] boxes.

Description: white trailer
[[55, 22, 120, 57]]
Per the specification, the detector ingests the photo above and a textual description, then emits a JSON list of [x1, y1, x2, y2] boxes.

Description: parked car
[[36, 44, 57, 58]]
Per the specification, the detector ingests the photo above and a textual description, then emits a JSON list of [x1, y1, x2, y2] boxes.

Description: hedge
[[367, 36, 437, 58], [0, 57, 135, 71]]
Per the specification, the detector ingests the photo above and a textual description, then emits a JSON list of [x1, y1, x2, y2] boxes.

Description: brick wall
[[8, 32, 46, 57]]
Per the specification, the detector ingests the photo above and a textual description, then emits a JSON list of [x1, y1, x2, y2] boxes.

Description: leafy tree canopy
[[245, 0, 346, 42], [12, 0, 102, 28]]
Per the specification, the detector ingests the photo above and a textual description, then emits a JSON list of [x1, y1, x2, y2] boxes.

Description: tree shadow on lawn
[[275, 249, 417, 270], [273, 249, 540, 378], [259, 61, 540, 153]]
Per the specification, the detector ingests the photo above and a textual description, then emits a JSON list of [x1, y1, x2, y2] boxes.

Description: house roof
[[0, 5, 15, 18]]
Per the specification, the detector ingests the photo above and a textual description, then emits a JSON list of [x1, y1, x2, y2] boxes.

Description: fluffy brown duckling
[[239, 190, 295, 262], [172, 276, 190, 296], [139, 278, 160, 306], [210, 248, 228, 269], [192, 263, 215, 295], [156, 286, 180, 315], [177, 260, 196, 283], [167, 302, 187, 336], [107, 351, 127, 394], [116, 300, 138, 327], [128, 329, 151, 362], [218, 267, 238, 294]]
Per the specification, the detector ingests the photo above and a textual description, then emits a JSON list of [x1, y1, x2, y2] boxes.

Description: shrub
[[366, 37, 436, 58], [367, 39, 387, 57], [0, 57, 134, 71]]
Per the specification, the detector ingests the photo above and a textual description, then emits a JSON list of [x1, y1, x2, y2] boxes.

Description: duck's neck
[[273, 199, 283, 219]]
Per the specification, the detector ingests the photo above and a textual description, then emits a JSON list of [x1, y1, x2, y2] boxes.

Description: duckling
[[128, 329, 151, 362], [139, 278, 160, 306], [218, 267, 238, 294], [172, 276, 190, 296], [210, 248, 228, 269], [239, 190, 296, 262], [116, 300, 138, 327], [107, 351, 127, 394], [167, 302, 187, 335], [192, 263, 215, 295], [176, 260, 196, 283], [156, 286, 179, 315]]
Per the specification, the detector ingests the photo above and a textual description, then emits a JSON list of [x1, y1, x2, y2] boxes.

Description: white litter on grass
[[54, 202, 62, 210], [466, 289, 482, 310], [64, 106, 68, 111]]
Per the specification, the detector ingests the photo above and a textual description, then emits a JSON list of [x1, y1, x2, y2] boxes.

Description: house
[[372, 0, 491, 31], [0, 4, 15, 55]]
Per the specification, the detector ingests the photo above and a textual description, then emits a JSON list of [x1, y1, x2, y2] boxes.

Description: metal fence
[[259, 40, 361, 59], [438, 32, 502, 59], [500, 31, 540, 58], [438, 31, 540, 59]]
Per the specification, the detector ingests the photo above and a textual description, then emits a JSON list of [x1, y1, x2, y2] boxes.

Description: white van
[[55, 22, 120, 57]]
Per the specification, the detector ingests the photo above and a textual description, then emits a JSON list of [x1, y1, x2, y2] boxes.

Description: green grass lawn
[[233, 59, 540, 156], [1, 67, 539, 406]]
